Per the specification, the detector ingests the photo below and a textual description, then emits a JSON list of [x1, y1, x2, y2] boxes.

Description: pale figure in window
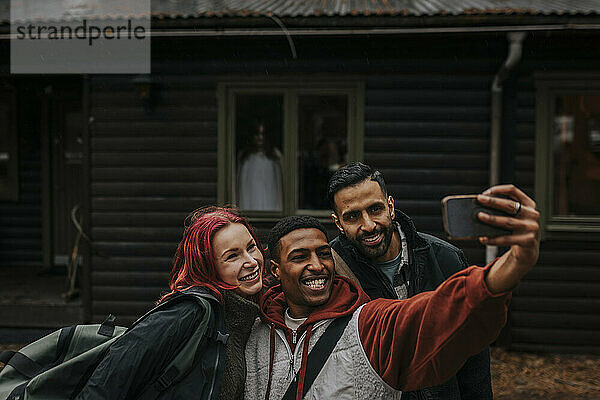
[[237, 122, 283, 211]]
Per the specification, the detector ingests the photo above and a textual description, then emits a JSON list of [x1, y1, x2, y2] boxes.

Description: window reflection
[[553, 95, 600, 216], [235, 94, 283, 211], [298, 95, 348, 209]]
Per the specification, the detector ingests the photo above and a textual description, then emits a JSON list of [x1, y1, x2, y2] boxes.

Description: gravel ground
[[0, 345, 21, 351], [2, 344, 599, 398], [491, 347, 600, 399]]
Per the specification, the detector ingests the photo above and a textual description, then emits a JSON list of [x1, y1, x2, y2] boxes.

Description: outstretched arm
[[359, 263, 509, 391], [358, 184, 540, 391]]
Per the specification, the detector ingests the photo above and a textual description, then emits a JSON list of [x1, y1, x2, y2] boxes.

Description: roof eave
[[2, 14, 600, 32]]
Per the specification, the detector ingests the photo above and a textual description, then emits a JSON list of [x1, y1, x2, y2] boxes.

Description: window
[[0, 83, 18, 201], [535, 75, 600, 232], [218, 81, 364, 217]]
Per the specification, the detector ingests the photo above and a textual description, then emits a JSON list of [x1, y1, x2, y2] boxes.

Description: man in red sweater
[[244, 185, 540, 400]]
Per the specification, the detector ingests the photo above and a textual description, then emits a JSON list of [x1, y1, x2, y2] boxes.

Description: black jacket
[[330, 210, 493, 400]]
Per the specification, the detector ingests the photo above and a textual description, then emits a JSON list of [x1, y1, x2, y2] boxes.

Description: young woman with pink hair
[[76, 206, 264, 400]]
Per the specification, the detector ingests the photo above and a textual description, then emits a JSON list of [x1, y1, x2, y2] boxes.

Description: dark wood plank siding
[[82, 33, 600, 353], [365, 75, 493, 265], [511, 241, 600, 354], [361, 33, 600, 353], [0, 85, 42, 267], [0, 152, 42, 265], [511, 70, 600, 354], [89, 76, 217, 324]]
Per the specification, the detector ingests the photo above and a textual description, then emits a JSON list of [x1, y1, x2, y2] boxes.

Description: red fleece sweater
[[259, 262, 510, 393], [358, 264, 510, 390]]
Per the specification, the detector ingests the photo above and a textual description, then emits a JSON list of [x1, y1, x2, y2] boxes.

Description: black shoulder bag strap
[[281, 314, 352, 400]]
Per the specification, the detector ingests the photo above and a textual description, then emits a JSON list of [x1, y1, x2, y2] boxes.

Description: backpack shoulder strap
[[0, 351, 42, 379], [0, 350, 15, 365], [281, 314, 353, 400]]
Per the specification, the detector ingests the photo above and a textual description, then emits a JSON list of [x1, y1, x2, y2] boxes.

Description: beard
[[349, 219, 394, 260]]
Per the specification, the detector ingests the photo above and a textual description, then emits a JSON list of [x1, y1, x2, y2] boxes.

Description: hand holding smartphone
[[442, 195, 512, 240]]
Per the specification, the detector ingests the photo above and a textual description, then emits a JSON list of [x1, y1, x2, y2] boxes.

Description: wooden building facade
[[1, 3, 599, 353]]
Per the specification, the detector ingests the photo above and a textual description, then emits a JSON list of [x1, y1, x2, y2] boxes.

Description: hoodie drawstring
[[264, 325, 276, 400], [295, 324, 313, 400]]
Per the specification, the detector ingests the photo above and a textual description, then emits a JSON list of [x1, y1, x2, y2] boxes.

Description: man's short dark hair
[[267, 216, 328, 263], [327, 161, 387, 213]]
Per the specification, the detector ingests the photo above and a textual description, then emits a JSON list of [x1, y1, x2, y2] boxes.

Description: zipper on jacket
[[275, 329, 295, 380], [289, 320, 328, 378], [274, 320, 328, 383], [401, 267, 410, 293], [289, 358, 295, 381], [292, 329, 297, 344]]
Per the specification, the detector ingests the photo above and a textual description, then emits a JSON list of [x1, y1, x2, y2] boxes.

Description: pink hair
[[159, 206, 265, 304]]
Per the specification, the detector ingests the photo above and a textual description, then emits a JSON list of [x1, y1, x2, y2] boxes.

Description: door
[[42, 81, 84, 269]]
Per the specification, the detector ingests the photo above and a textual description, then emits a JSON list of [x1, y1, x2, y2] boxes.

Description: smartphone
[[441, 195, 511, 240]]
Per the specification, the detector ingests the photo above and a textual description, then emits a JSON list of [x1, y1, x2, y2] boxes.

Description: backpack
[[0, 287, 228, 400]]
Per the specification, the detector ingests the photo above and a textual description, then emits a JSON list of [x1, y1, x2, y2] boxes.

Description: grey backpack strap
[[0, 350, 15, 365], [2, 352, 42, 379], [332, 248, 363, 291]]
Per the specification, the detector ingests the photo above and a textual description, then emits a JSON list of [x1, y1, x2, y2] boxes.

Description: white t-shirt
[[284, 308, 307, 332]]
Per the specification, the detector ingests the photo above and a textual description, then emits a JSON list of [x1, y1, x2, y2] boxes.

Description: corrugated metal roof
[[2, 0, 600, 24], [151, 0, 600, 18]]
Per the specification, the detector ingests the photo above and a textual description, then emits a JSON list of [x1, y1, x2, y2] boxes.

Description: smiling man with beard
[[327, 162, 493, 400], [245, 194, 540, 399]]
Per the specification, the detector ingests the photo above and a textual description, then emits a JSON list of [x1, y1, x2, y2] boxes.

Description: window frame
[[535, 73, 600, 234], [217, 79, 364, 220]]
